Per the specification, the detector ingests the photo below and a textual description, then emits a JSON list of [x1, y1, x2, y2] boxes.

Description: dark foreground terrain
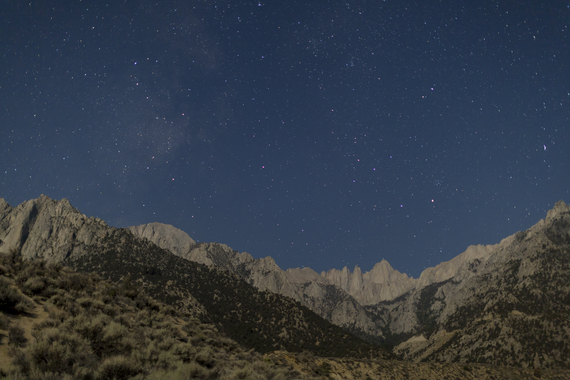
[[1, 251, 566, 380]]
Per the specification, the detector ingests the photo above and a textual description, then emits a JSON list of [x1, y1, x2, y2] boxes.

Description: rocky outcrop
[[127, 224, 300, 299], [416, 244, 496, 289], [128, 222, 196, 258]]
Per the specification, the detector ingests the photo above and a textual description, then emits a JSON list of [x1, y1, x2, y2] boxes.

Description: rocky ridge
[[321, 260, 417, 305]]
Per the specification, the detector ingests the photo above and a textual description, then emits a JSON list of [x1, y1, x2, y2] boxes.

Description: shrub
[[155, 350, 180, 370], [120, 274, 138, 299], [101, 321, 133, 357], [0, 276, 27, 312], [15, 300, 35, 314], [58, 272, 94, 293], [170, 342, 197, 363], [10, 346, 32, 376], [8, 325, 27, 347], [268, 371, 287, 380], [316, 361, 332, 376], [22, 276, 48, 296], [19, 330, 96, 377], [0, 249, 22, 275], [146, 361, 211, 380], [97, 355, 142, 380], [0, 313, 10, 329], [66, 313, 116, 358], [195, 346, 216, 368], [44, 302, 69, 323], [228, 364, 265, 380], [49, 291, 80, 314]]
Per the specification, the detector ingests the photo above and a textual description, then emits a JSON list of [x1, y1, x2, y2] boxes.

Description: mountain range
[[1, 195, 569, 371]]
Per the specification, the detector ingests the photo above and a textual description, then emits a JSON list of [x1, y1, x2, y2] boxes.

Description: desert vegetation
[[0, 250, 319, 379]]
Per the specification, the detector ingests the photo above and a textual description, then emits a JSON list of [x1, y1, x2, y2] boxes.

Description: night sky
[[1, 1, 569, 278]]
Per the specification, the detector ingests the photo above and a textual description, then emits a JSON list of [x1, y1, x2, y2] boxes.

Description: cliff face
[[128, 222, 196, 258], [415, 244, 496, 289], [0, 195, 109, 262], [321, 260, 417, 305]]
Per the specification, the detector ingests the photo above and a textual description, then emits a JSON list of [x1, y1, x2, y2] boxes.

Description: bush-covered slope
[[0, 250, 320, 379]]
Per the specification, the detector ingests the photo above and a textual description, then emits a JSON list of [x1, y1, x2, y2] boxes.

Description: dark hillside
[[70, 228, 388, 359]]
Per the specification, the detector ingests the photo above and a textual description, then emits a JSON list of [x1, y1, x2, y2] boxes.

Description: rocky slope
[[2, 252, 557, 380], [128, 223, 384, 340], [373, 201, 570, 369], [127, 223, 505, 336], [0, 195, 108, 262]]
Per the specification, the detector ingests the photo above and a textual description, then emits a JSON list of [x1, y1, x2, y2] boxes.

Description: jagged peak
[[0, 194, 109, 260], [8, 195, 83, 221], [36, 194, 61, 205], [368, 259, 414, 281], [236, 250, 254, 261], [15, 194, 77, 213], [546, 200, 570, 221]]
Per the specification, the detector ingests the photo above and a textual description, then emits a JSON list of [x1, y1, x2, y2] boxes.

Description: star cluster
[[1, 1, 568, 277]]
